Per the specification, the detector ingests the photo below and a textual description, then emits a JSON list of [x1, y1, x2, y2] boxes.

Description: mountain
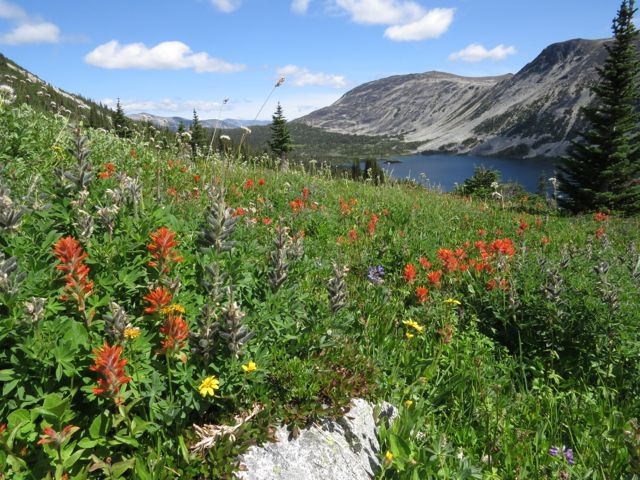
[[0, 53, 114, 130], [128, 113, 271, 131], [299, 38, 621, 159]]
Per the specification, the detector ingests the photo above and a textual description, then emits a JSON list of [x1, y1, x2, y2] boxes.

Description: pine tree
[[268, 102, 293, 163], [113, 98, 130, 138], [558, 0, 640, 213], [190, 109, 205, 158]]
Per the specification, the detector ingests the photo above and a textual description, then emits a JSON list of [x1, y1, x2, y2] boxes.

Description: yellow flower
[[242, 361, 257, 373], [384, 450, 394, 464], [404, 399, 414, 408], [123, 326, 141, 340], [405, 332, 415, 339], [198, 376, 220, 397], [444, 298, 461, 305], [402, 319, 424, 333], [161, 303, 186, 315]]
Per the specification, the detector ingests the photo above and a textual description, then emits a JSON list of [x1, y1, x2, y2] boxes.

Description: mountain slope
[[128, 113, 270, 131], [300, 38, 620, 159], [0, 53, 114, 129]]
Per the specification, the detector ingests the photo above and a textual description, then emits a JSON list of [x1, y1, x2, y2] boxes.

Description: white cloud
[[85, 40, 245, 73], [334, 0, 422, 25], [449, 43, 517, 62], [291, 0, 311, 14], [102, 93, 342, 120], [278, 65, 348, 88], [0, 0, 61, 45], [0, 0, 26, 19], [384, 8, 453, 41], [333, 0, 454, 41], [211, 0, 242, 12], [0, 22, 60, 45]]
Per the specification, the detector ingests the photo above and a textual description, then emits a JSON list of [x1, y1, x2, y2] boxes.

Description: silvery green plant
[[95, 204, 120, 238], [327, 263, 348, 313], [269, 227, 289, 292], [199, 185, 238, 252], [23, 297, 46, 324], [219, 289, 253, 358], [0, 181, 25, 233], [103, 301, 129, 341], [594, 261, 620, 312], [191, 263, 228, 359], [74, 209, 94, 241], [0, 252, 26, 297], [54, 127, 94, 193]]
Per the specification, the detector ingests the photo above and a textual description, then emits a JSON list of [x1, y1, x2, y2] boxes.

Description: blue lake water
[[380, 154, 559, 193]]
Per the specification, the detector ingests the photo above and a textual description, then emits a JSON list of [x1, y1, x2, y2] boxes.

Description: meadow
[[1, 103, 639, 479]]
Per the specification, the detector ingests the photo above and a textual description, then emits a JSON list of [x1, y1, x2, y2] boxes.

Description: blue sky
[[0, 0, 625, 120]]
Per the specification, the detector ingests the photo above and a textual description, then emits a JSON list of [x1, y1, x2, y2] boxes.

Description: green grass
[[0, 103, 639, 479]]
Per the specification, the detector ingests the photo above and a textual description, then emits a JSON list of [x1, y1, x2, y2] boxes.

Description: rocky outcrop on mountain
[[300, 38, 624, 159]]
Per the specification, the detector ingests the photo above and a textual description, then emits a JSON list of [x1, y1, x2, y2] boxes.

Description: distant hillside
[[128, 113, 270, 131], [0, 53, 114, 130], [219, 122, 421, 161], [300, 38, 637, 159]]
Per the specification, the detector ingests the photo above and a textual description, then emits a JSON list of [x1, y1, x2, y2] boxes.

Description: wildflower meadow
[[1, 102, 640, 479]]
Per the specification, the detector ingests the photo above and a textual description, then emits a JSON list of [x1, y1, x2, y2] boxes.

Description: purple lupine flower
[[367, 265, 384, 285], [549, 446, 574, 465], [564, 447, 574, 465]]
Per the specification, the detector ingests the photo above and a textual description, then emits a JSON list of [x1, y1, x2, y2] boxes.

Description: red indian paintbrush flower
[[37, 425, 80, 447], [148, 227, 183, 275], [159, 314, 189, 355], [52, 236, 93, 312], [89, 342, 131, 404], [143, 286, 173, 314], [416, 286, 429, 303], [404, 263, 417, 283]]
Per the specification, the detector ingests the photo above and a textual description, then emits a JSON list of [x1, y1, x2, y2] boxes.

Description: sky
[[0, 0, 626, 120]]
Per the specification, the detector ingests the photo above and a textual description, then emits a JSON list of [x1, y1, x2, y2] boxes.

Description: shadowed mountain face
[[299, 38, 623, 159]]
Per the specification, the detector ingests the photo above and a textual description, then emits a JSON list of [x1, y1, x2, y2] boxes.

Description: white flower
[[220, 134, 231, 142], [490, 181, 500, 190], [241, 126, 251, 134], [181, 131, 192, 140], [0, 85, 14, 95]]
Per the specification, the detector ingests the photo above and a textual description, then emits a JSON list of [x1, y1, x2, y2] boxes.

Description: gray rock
[[236, 399, 397, 480]]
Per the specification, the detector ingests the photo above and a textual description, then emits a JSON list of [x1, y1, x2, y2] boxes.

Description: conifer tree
[[558, 0, 640, 213], [190, 109, 205, 158], [268, 102, 293, 163], [113, 99, 130, 138]]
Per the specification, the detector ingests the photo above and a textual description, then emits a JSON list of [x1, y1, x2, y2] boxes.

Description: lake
[[380, 154, 560, 193]]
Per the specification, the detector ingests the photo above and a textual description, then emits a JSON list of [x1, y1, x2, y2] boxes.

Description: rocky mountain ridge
[[299, 38, 623, 159], [128, 113, 270, 131]]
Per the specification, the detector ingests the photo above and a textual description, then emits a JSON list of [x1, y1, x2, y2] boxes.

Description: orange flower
[[159, 314, 189, 355], [52, 236, 93, 312], [427, 270, 442, 287], [148, 227, 183, 274], [244, 179, 255, 188], [143, 287, 173, 314], [90, 342, 131, 403], [367, 214, 379, 236], [258, 178, 266, 186], [595, 227, 606, 239], [290, 198, 304, 212], [594, 212, 608, 222], [404, 263, 417, 283], [489, 238, 516, 257], [302, 187, 310, 202], [416, 286, 429, 303], [348, 228, 358, 242], [37, 425, 79, 447], [419, 257, 432, 269]]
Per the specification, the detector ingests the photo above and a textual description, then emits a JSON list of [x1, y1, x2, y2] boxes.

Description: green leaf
[[0, 369, 15, 381]]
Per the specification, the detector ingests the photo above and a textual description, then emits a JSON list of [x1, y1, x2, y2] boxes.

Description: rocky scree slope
[[300, 38, 627, 159]]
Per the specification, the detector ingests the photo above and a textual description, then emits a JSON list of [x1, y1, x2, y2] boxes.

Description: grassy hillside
[[1, 103, 639, 478]]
